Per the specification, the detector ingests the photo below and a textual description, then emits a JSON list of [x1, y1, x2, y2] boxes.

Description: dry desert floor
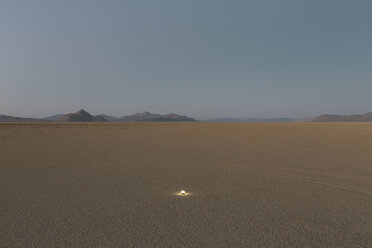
[[1, 123, 372, 247]]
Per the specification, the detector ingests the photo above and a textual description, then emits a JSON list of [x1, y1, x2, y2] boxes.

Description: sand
[[1, 122, 372, 247]]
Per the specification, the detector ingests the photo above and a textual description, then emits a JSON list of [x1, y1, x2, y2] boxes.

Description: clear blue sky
[[1, 0, 371, 119]]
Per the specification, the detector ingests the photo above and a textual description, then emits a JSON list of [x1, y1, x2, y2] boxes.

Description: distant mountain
[[295, 117, 316, 122], [205, 117, 295, 122], [57, 110, 108, 122], [312, 112, 372, 122], [44, 114, 64, 121], [116, 112, 197, 122], [97, 114, 119, 122], [0, 115, 48, 122], [5, 110, 372, 123], [0, 110, 196, 122]]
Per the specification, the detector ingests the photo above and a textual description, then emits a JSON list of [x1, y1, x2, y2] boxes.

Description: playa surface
[[1, 123, 372, 247]]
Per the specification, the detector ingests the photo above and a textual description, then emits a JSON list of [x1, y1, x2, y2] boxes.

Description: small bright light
[[176, 190, 190, 196]]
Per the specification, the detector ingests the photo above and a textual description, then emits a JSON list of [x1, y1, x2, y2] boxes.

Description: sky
[[0, 0, 371, 119]]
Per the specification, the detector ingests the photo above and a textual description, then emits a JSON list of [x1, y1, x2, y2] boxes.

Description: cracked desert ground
[[1, 123, 372, 247]]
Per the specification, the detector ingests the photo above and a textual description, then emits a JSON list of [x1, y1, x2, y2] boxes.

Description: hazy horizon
[[1, 0, 371, 119], [3, 108, 372, 121]]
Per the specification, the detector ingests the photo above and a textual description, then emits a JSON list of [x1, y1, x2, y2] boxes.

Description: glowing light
[[176, 190, 190, 196]]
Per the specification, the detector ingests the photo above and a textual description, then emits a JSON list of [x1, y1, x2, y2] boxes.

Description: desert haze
[[1, 123, 372, 247]]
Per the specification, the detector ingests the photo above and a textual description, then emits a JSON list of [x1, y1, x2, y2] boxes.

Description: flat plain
[[1, 123, 372, 247]]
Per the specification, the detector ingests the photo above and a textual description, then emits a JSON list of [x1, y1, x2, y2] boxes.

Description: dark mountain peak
[[57, 109, 107, 122], [76, 109, 90, 115]]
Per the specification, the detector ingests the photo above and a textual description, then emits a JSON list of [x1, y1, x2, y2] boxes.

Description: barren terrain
[[1, 123, 372, 247]]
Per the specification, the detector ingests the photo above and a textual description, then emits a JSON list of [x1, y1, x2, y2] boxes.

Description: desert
[[1, 122, 372, 247]]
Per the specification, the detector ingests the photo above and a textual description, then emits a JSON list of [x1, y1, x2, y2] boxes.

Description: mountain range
[[0, 110, 196, 122], [2, 110, 372, 122], [103, 111, 197, 122], [310, 112, 372, 122], [0, 115, 50, 122]]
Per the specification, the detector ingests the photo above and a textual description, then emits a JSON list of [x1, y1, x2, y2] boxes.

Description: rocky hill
[[312, 112, 372, 122], [116, 112, 197, 122], [57, 110, 108, 122]]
